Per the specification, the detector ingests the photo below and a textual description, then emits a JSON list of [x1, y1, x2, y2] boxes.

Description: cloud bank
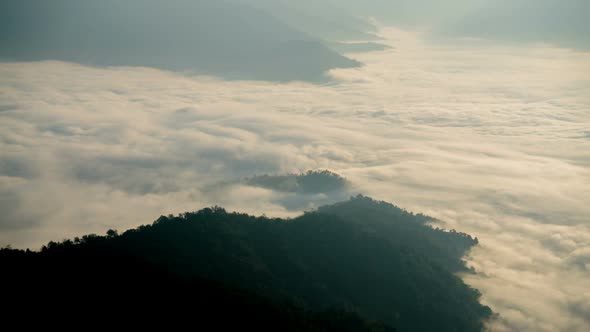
[[1, 27, 589, 331]]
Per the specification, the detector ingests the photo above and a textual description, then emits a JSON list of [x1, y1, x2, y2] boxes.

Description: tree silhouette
[[1, 196, 491, 331]]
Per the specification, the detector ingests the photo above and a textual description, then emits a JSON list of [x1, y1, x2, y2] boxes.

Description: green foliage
[[2, 196, 491, 331], [317, 195, 478, 272]]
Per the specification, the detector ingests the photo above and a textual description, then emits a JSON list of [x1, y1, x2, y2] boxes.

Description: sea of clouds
[[1, 27, 589, 331]]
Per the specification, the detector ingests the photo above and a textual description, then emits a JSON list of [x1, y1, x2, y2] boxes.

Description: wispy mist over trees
[[246, 170, 349, 194]]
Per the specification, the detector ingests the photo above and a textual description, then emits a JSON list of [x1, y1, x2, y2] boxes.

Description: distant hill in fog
[[332, 0, 590, 50], [244, 0, 378, 42], [245, 170, 349, 194], [2, 0, 585, 82], [446, 0, 590, 50], [0, 0, 359, 81]]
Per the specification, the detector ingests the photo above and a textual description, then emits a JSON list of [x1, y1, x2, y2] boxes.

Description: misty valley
[[1, 1, 588, 331]]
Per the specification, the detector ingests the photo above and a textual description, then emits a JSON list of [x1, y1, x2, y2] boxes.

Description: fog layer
[[1, 27, 589, 331]]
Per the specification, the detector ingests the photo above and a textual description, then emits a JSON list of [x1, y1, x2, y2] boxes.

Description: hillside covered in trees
[[1, 196, 492, 331], [245, 170, 350, 194]]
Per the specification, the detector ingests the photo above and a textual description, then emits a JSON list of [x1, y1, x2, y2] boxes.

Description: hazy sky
[[1, 2, 589, 331]]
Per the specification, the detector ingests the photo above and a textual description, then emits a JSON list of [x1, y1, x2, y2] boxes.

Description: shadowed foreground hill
[[1, 248, 390, 331], [1, 196, 492, 331]]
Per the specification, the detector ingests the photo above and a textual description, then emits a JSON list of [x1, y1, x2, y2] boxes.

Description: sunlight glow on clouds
[[1, 27, 589, 331]]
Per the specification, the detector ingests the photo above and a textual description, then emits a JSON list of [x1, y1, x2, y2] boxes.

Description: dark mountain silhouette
[[317, 195, 479, 272], [0, 0, 358, 81], [1, 195, 492, 331], [1, 248, 392, 331]]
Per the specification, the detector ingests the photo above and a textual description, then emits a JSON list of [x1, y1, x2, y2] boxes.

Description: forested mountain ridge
[[1, 196, 492, 331], [317, 195, 478, 272]]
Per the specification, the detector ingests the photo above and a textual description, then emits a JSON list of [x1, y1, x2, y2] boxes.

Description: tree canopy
[[1, 196, 491, 331]]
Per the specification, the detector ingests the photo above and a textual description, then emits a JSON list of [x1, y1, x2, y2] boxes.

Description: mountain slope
[[244, 0, 378, 42], [317, 195, 478, 272], [330, 0, 590, 50], [1, 248, 393, 331], [1, 196, 492, 331], [447, 0, 590, 50], [0, 0, 358, 81]]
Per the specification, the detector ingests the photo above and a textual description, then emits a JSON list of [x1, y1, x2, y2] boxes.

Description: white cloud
[[1, 27, 589, 331]]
